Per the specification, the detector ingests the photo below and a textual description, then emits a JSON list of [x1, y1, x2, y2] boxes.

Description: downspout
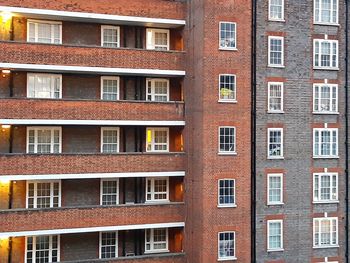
[[345, 0, 349, 261]]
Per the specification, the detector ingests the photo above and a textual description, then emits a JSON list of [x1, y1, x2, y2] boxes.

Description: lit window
[[101, 26, 120, 48], [313, 173, 338, 203], [219, 22, 237, 50], [26, 235, 59, 263], [268, 36, 284, 67], [100, 179, 119, 206], [27, 73, 62, 99], [27, 20, 62, 44], [267, 220, 283, 251], [314, 39, 338, 69], [101, 128, 119, 153], [146, 128, 169, 152], [145, 228, 168, 253], [27, 181, 60, 209], [101, 76, 119, 101], [267, 128, 283, 158], [219, 127, 236, 154], [267, 174, 283, 205], [313, 217, 338, 248], [146, 177, 169, 202], [146, 79, 170, 102], [100, 232, 118, 259], [218, 232, 236, 260], [313, 84, 338, 113], [146, 28, 170, 51], [313, 128, 338, 158], [218, 179, 236, 207], [219, 74, 236, 102], [314, 0, 338, 24], [269, 0, 284, 21], [27, 127, 61, 154], [268, 82, 283, 112]]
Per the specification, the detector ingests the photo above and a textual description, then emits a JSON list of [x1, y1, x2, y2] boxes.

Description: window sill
[[313, 245, 339, 249], [313, 67, 339, 71], [268, 19, 285, 22], [218, 204, 237, 208], [312, 111, 339, 115], [313, 200, 339, 204], [267, 110, 284, 114], [267, 202, 284, 206], [145, 200, 170, 204], [219, 47, 238, 51], [313, 156, 339, 159], [313, 22, 340, 27], [218, 257, 237, 261], [268, 65, 285, 68], [218, 152, 237, 156], [218, 100, 237, 104], [267, 156, 284, 160], [144, 250, 170, 254], [267, 248, 284, 252]]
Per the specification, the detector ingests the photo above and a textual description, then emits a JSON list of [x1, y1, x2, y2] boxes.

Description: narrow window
[[268, 36, 284, 67], [219, 74, 236, 102], [27, 127, 61, 154], [27, 73, 62, 99], [26, 235, 59, 263], [146, 128, 169, 152], [314, 0, 338, 24], [101, 128, 119, 153], [100, 232, 118, 259], [101, 76, 119, 101], [313, 84, 338, 113], [267, 174, 283, 205], [313, 128, 338, 158], [267, 128, 283, 158], [218, 179, 236, 207], [313, 217, 338, 248], [313, 173, 338, 203], [101, 26, 120, 48], [267, 220, 283, 251], [27, 20, 62, 44], [218, 232, 236, 260], [314, 39, 338, 69], [219, 127, 236, 154], [101, 179, 119, 206], [146, 177, 169, 202], [146, 79, 170, 102], [145, 228, 169, 253], [146, 29, 170, 51], [269, 0, 284, 21], [27, 181, 61, 208], [268, 82, 284, 112], [219, 22, 237, 50]]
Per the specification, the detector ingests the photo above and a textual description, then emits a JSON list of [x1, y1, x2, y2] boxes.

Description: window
[[313, 173, 338, 203], [218, 232, 236, 260], [314, 39, 338, 69], [100, 179, 119, 205], [269, 0, 284, 21], [314, 0, 338, 24], [267, 220, 283, 251], [100, 232, 118, 259], [145, 228, 168, 253], [101, 76, 119, 101], [268, 82, 284, 112], [146, 128, 169, 152], [219, 22, 237, 50], [313, 217, 338, 248], [146, 177, 169, 202], [219, 127, 236, 154], [27, 20, 62, 44], [27, 127, 62, 154], [26, 235, 59, 263], [313, 84, 338, 113], [101, 26, 120, 48], [313, 128, 338, 158], [219, 74, 236, 102], [101, 128, 119, 153], [268, 174, 283, 205], [218, 179, 236, 207], [267, 128, 283, 158], [268, 36, 284, 67], [146, 28, 170, 51], [27, 73, 62, 99], [27, 181, 61, 208], [146, 78, 170, 102]]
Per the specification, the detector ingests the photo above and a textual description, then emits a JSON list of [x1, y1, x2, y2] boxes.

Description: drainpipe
[[7, 237, 12, 263], [345, 0, 349, 261]]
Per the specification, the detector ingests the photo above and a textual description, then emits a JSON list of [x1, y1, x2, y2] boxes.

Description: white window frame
[[313, 128, 338, 158], [219, 22, 237, 50], [101, 25, 120, 48], [146, 127, 170, 153], [218, 126, 237, 155], [218, 74, 237, 102], [146, 177, 169, 203], [27, 19, 62, 44], [314, 0, 339, 25], [313, 83, 338, 114], [313, 217, 338, 248], [218, 231, 236, 261], [26, 126, 62, 154], [26, 180, 61, 209], [267, 173, 283, 205], [267, 128, 284, 159], [313, 39, 339, 70], [146, 78, 170, 102], [268, 36, 284, 67], [268, 0, 285, 21], [268, 82, 284, 113], [267, 220, 284, 251], [218, 179, 236, 208], [100, 127, 120, 153], [313, 173, 338, 203], [27, 73, 62, 99], [25, 235, 60, 263], [100, 76, 120, 101], [145, 228, 169, 253], [100, 179, 119, 206], [146, 28, 170, 51], [99, 231, 118, 259]]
